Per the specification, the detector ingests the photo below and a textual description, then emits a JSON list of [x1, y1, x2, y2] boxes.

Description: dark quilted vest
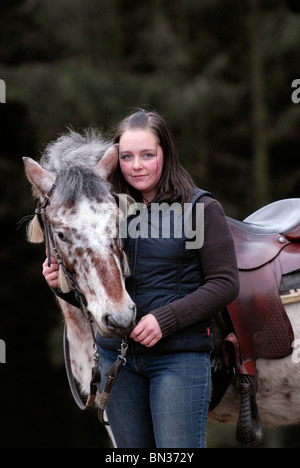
[[97, 188, 214, 354]]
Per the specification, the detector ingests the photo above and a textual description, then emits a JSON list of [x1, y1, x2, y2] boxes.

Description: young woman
[[43, 110, 239, 448]]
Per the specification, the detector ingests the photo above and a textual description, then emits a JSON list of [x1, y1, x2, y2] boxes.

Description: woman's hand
[[42, 256, 59, 288], [130, 314, 162, 348]]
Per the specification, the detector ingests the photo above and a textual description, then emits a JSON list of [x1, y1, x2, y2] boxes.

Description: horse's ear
[[23, 157, 55, 197], [95, 144, 119, 180]]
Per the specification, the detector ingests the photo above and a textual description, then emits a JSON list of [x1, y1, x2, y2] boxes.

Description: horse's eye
[[56, 231, 68, 242]]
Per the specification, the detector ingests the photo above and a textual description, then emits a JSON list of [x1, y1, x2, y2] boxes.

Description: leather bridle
[[35, 183, 128, 425]]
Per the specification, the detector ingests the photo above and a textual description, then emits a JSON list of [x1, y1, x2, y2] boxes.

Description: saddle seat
[[237, 198, 300, 235]]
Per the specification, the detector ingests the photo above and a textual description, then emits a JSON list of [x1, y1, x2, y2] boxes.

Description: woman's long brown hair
[[111, 110, 195, 204]]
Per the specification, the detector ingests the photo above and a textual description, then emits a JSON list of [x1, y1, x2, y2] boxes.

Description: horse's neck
[[58, 299, 96, 394], [59, 300, 94, 341]]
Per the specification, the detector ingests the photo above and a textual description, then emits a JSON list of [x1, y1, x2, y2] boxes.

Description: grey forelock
[[53, 165, 111, 205], [40, 128, 111, 173], [39, 128, 113, 205]]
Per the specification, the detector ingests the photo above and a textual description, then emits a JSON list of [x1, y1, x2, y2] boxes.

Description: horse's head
[[23, 133, 136, 337]]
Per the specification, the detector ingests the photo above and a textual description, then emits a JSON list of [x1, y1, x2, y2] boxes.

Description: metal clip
[[118, 337, 128, 366], [93, 343, 100, 366]]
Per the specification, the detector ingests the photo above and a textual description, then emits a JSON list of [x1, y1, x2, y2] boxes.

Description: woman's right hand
[[42, 256, 59, 288]]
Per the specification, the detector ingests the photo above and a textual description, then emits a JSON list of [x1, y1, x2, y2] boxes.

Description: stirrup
[[235, 374, 264, 447]]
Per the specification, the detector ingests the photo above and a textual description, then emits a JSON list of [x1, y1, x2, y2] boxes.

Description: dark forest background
[[0, 0, 300, 448]]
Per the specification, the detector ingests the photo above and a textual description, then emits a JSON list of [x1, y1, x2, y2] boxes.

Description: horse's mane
[[39, 128, 112, 204]]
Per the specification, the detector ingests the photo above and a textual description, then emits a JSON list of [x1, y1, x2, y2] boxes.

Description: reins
[[35, 183, 128, 425], [63, 323, 128, 425]]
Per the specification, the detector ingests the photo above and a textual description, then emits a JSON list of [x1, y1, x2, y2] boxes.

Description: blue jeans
[[99, 348, 211, 448]]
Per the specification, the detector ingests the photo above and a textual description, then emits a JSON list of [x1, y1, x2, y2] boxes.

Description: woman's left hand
[[130, 314, 162, 347]]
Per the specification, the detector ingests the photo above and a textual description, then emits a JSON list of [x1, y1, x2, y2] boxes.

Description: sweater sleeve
[[151, 197, 239, 337]]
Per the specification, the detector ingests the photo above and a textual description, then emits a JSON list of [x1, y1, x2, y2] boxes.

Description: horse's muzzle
[[101, 305, 136, 337]]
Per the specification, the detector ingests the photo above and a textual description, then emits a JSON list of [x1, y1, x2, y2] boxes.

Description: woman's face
[[118, 129, 164, 203]]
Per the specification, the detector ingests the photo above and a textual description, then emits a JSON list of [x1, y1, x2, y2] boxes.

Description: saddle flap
[[227, 262, 294, 362], [227, 220, 288, 270]]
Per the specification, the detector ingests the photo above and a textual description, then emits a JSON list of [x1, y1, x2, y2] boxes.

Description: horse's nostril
[[103, 314, 115, 329], [102, 308, 136, 335]]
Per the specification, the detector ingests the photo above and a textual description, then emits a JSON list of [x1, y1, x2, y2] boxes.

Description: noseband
[[35, 183, 128, 425]]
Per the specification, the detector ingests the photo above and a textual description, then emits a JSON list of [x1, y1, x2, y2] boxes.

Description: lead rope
[[63, 327, 128, 424], [98, 338, 128, 425], [60, 253, 129, 423]]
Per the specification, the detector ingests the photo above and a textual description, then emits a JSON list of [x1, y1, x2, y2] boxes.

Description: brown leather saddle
[[211, 199, 300, 446]]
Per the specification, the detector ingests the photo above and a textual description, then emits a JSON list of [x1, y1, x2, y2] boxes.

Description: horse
[[23, 129, 136, 399], [23, 129, 300, 447]]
